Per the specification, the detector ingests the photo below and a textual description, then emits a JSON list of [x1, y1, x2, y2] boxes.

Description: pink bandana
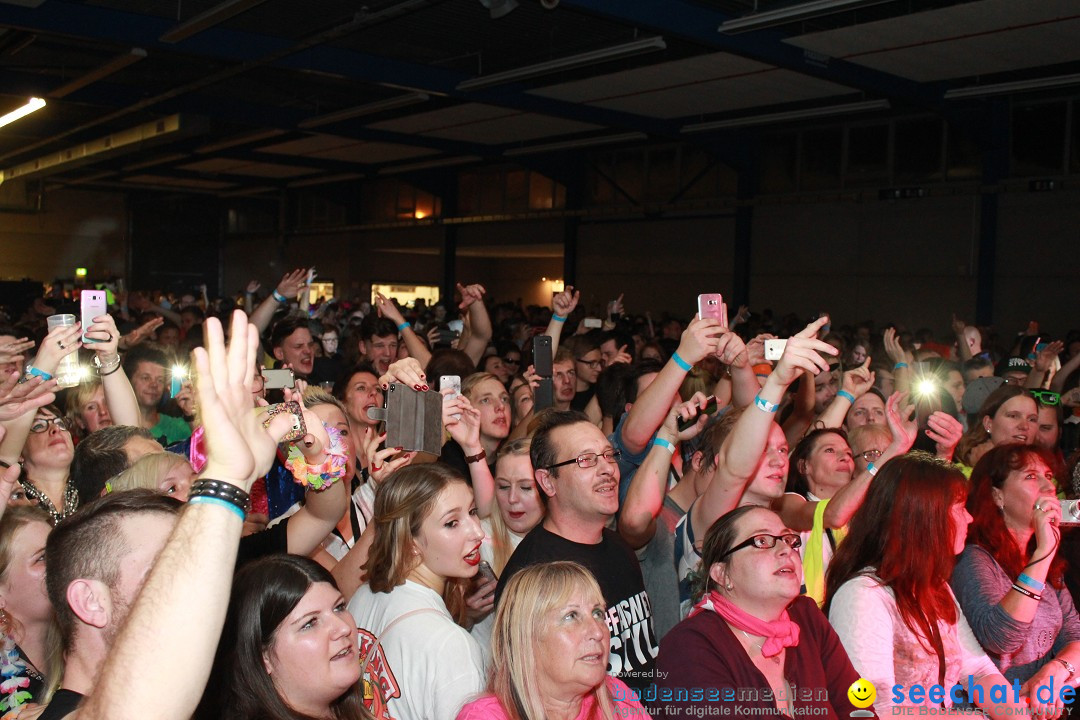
[[690, 590, 800, 658]]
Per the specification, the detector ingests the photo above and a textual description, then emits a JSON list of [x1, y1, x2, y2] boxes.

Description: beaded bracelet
[[284, 425, 348, 491], [189, 479, 251, 519]]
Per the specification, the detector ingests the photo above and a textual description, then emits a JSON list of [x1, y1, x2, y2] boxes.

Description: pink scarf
[[690, 590, 800, 658]]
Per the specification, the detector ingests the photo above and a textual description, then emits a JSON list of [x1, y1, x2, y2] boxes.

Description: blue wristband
[[671, 352, 692, 372], [397, 321, 411, 332], [893, 362, 908, 370], [836, 390, 855, 404], [753, 395, 779, 413], [552, 314, 567, 323], [188, 495, 246, 521], [652, 437, 676, 454], [272, 290, 288, 304], [25, 366, 53, 382], [1018, 573, 1046, 592], [867, 461, 879, 477]]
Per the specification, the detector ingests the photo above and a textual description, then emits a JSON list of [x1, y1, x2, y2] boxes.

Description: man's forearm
[[621, 362, 685, 454]]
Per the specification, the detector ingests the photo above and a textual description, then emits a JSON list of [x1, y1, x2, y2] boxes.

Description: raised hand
[[551, 285, 580, 317], [457, 282, 487, 310], [121, 316, 165, 349], [378, 358, 427, 391], [769, 317, 837, 388], [33, 322, 82, 374], [275, 269, 308, 301], [374, 291, 406, 326], [842, 357, 875, 398], [85, 313, 121, 356], [607, 293, 624, 318], [925, 411, 963, 461], [0, 372, 56, 421], [882, 327, 911, 367], [0, 337, 34, 367], [245, 280, 261, 295], [676, 316, 725, 367], [883, 391, 917, 455], [194, 311, 291, 490], [1034, 340, 1064, 373]]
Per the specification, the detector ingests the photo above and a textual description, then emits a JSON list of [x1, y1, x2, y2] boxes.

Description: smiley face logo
[[848, 678, 876, 709]]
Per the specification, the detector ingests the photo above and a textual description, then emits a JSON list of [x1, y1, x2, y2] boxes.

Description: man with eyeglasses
[[495, 409, 659, 693]]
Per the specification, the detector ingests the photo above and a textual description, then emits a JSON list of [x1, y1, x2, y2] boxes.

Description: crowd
[[1, 270, 1079, 720]]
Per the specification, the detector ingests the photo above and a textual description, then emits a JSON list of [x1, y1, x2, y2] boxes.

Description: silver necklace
[[19, 478, 78, 525], [740, 629, 782, 665]]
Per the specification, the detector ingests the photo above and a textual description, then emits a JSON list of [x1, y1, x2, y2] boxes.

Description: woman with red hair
[[950, 444, 1080, 716], [825, 452, 1022, 717]]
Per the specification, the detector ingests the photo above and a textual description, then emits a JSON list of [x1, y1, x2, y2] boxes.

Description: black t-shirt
[[235, 517, 290, 568], [38, 689, 84, 720], [495, 524, 659, 691], [571, 387, 595, 412]]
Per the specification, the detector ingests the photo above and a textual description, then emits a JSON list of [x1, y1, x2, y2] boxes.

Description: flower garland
[[0, 633, 32, 716]]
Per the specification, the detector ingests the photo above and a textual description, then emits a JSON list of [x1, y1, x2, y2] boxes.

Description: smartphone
[[477, 560, 498, 584], [533, 335, 553, 411], [170, 364, 188, 399], [264, 400, 307, 442], [532, 335, 553, 377], [764, 339, 787, 361], [677, 395, 719, 432], [441, 374, 461, 420], [261, 368, 295, 390], [80, 290, 108, 343], [448, 319, 464, 335], [583, 317, 603, 329], [1061, 500, 1080, 526], [697, 293, 725, 322]]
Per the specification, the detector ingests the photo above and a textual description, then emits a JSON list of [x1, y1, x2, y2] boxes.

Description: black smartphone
[[677, 395, 719, 432], [533, 335, 553, 377]]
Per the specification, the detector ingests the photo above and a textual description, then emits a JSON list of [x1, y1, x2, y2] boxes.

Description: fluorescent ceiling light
[[504, 132, 647, 157], [457, 37, 666, 91], [944, 73, 1080, 99], [683, 99, 889, 132], [50, 49, 147, 99], [298, 93, 430, 129], [0, 97, 46, 129], [160, 0, 270, 43], [719, 0, 895, 33]]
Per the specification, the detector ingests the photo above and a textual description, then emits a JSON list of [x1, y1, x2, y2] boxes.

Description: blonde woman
[[348, 464, 486, 720], [456, 561, 650, 720], [105, 452, 196, 500]]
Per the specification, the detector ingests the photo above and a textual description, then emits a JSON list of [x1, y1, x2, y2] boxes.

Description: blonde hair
[[488, 438, 538, 575], [0, 506, 63, 703], [365, 464, 471, 624], [302, 386, 347, 416], [64, 379, 103, 433], [462, 372, 500, 400], [490, 562, 616, 720], [107, 452, 190, 494]]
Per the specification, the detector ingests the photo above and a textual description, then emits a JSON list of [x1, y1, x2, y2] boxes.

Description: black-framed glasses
[[576, 357, 603, 369], [859, 449, 883, 462], [545, 448, 621, 471], [1030, 390, 1061, 406], [30, 416, 71, 434], [719, 533, 801, 560]]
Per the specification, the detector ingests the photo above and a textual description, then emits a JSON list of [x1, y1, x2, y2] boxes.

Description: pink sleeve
[[608, 678, 653, 718], [455, 695, 508, 720]]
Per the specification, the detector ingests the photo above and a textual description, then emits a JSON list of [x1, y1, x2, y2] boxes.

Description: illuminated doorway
[[371, 283, 440, 309]]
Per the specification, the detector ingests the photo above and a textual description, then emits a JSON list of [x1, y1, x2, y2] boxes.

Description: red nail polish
[[414, 384, 422, 390], [422, 385, 429, 391], [396, 446, 403, 451]]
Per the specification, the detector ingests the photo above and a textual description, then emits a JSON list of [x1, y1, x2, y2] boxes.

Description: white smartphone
[[764, 339, 787, 361], [80, 290, 108, 343], [583, 317, 603, 329], [441, 375, 461, 420]]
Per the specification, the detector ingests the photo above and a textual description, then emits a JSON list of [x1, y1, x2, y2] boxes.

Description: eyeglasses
[[719, 533, 801, 560], [502, 356, 521, 366], [30, 417, 71, 434], [859, 449, 883, 462], [576, 358, 603, 369], [1030, 390, 1061, 406], [545, 448, 621, 471]]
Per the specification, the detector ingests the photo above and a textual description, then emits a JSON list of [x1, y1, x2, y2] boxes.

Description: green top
[[151, 413, 192, 445]]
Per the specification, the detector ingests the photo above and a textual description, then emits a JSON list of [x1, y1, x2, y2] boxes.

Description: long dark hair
[[967, 444, 1066, 589], [195, 555, 368, 720], [825, 452, 967, 654]]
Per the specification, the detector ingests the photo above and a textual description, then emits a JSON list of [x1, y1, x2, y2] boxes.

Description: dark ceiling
[[0, 0, 1077, 197]]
